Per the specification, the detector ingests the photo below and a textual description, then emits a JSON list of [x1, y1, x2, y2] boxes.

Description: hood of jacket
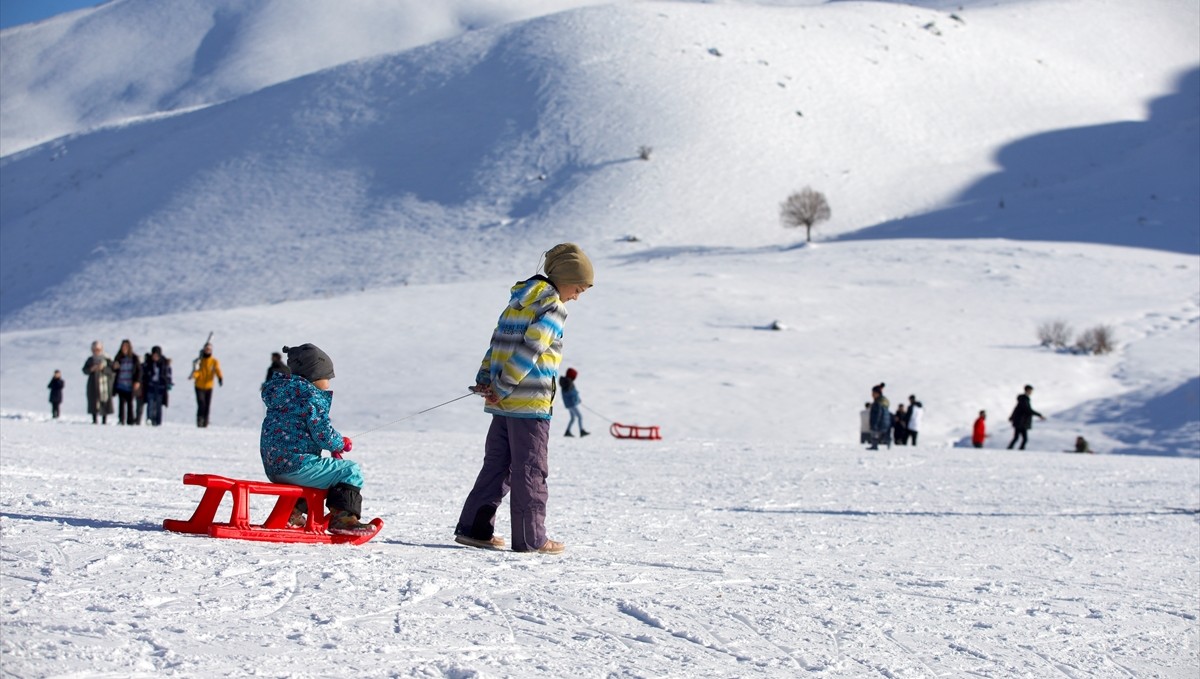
[[508, 275, 561, 313]]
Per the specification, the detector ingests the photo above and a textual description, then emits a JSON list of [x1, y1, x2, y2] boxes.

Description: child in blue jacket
[[260, 343, 374, 536], [559, 367, 588, 437]]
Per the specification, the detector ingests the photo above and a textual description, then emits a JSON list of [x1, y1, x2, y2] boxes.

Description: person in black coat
[[892, 404, 910, 445], [1007, 384, 1046, 450], [48, 370, 64, 418], [265, 351, 290, 383], [142, 346, 173, 426]]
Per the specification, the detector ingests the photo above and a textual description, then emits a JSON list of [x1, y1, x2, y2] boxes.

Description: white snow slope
[[1, 421, 1197, 677], [0, 0, 1198, 676]]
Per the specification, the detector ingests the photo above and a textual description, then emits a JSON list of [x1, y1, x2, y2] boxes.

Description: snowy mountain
[[0, 0, 637, 156], [1, 2, 1198, 676], [0, 0, 1197, 454]]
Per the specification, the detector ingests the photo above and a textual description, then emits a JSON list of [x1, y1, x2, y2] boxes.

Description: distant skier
[[1007, 384, 1045, 450], [454, 243, 593, 555], [189, 342, 223, 427], [559, 367, 589, 437], [1072, 436, 1094, 454]]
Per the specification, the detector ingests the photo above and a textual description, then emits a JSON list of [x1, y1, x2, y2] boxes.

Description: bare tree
[[1075, 325, 1116, 355], [1037, 319, 1074, 349], [780, 187, 831, 242]]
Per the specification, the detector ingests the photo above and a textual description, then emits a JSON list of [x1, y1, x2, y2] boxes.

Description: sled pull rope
[[581, 403, 616, 424], [352, 392, 475, 438]]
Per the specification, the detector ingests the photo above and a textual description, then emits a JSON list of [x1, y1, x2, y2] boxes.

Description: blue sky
[[0, 0, 104, 29]]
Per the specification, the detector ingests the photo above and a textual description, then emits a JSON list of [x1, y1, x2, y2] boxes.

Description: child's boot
[[288, 498, 309, 527], [326, 483, 374, 536], [288, 507, 307, 527], [328, 510, 374, 536]]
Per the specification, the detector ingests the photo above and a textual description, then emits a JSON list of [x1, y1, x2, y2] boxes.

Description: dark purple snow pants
[[455, 415, 550, 551]]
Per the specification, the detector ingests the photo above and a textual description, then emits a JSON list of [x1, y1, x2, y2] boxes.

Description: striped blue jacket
[[476, 276, 567, 419]]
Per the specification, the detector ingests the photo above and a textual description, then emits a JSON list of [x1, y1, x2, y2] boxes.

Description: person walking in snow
[[559, 367, 588, 437], [82, 340, 114, 424], [189, 342, 223, 427], [47, 370, 64, 419], [906, 395, 924, 445], [260, 344, 375, 536], [111, 339, 142, 425], [142, 346, 173, 426], [1007, 384, 1045, 450], [867, 383, 892, 450], [454, 243, 594, 555], [972, 410, 987, 448], [860, 402, 872, 444]]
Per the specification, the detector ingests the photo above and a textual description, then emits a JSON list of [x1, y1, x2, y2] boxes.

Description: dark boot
[[326, 484, 373, 535], [326, 483, 363, 518]]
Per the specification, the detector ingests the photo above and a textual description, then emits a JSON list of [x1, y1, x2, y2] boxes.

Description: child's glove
[[331, 437, 352, 459]]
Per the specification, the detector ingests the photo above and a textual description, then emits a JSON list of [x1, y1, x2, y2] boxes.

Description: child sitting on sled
[[259, 343, 374, 536]]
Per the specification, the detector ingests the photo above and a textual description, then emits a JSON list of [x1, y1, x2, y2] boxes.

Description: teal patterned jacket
[[260, 372, 346, 476]]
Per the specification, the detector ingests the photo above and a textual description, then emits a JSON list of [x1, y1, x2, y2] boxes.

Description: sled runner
[[609, 422, 662, 440], [163, 473, 382, 545]]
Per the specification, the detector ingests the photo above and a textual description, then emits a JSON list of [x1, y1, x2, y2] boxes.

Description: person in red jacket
[[972, 410, 987, 448]]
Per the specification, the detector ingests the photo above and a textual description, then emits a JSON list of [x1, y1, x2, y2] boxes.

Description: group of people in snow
[[257, 243, 594, 548], [861, 383, 1080, 452], [69, 339, 222, 427], [860, 383, 924, 450]]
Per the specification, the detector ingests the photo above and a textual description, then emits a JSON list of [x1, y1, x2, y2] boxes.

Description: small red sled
[[609, 422, 662, 440], [163, 473, 382, 546]]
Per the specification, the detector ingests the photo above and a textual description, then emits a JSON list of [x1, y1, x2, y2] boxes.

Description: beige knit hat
[[543, 243, 594, 288]]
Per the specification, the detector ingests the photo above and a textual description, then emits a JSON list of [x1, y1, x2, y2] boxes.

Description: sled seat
[[609, 422, 662, 440], [162, 473, 375, 545]]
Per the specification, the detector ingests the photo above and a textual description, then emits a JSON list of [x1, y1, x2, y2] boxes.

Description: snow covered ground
[[2, 418, 1197, 677], [1, 0, 1198, 676]]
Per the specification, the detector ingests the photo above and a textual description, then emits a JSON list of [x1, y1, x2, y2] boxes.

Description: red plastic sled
[[163, 473, 382, 545], [609, 422, 662, 440]]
